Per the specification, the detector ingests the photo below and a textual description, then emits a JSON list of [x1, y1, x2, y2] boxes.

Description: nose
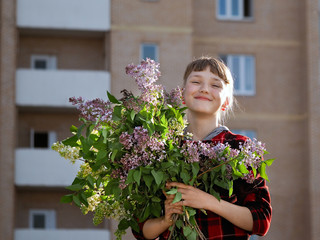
[[199, 83, 209, 93]]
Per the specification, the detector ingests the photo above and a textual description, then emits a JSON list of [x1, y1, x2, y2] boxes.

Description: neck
[[186, 112, 220, 141]]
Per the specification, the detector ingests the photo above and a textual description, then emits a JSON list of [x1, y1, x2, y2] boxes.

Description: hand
[[162, 189, 183, 225], [166, 182, 217, 210]]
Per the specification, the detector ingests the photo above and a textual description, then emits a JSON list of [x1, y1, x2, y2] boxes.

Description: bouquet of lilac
[[52, 59, 274, 240]]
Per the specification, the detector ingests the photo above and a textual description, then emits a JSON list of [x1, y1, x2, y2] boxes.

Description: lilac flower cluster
[[139, 84, 164, 106], [181, 139, 267, 184], [239, 139, 265, 169], [239, 139, 266, 183], [125, 58, 161, 91], [116, 127, 166, 188], [166, 87, 183, 106], [181, 140, 200, 163], [69, 97, 113, 125], [125, 59, 164, 106]]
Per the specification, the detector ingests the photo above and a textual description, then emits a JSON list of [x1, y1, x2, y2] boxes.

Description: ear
[[222, 98, 229, 108]]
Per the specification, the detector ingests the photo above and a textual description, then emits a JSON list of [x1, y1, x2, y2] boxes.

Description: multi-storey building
[[0, 1, 319, 240]]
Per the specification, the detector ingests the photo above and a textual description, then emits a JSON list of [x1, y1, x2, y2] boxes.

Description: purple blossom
[[125, 58, 161, 91], [69, 97, 113, 124], [239, 139, 265, 169], [119, 132, 133, 150], [133, 126, 149, 150], [147, 137, 165, 152], [139, 84, 164, 106], [166, 87, 183, 106], [198, 142, 217, 159], [181, 140, 200, 163]]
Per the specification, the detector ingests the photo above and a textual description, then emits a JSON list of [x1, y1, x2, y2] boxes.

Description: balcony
[[16, 0, 111, 32], [16, 69, 111, 108], [15, 229, 110, 240], [15, 148, 82, 187]]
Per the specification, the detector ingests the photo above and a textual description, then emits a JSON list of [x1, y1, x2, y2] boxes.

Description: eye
[[191, 80, 200, 84], [212, 84, 222, 88]]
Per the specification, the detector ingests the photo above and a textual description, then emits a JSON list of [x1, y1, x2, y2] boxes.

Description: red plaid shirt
[[132, 130, 272, 240]]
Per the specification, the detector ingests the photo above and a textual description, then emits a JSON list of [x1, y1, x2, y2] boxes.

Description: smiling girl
[[132, 56, 272, 240]]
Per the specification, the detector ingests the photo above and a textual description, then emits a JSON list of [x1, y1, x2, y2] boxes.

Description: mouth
[[194, 96, 212, 101]]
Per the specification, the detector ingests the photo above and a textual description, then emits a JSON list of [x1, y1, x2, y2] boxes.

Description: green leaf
[[72, 194, 81, 207], [130, 110, 136, 121], [228, 181, 234, 196], [80, 137, 91, 154], [187, 208, 197, 217], [259, 162, 269, 182], [126, 170, 134, 184], [105, 179, 120, 196], [141, 203, 151, 222], [133, 169, 141, 186], [238, 163, 249, 174], [187, 230, 197, 240], [112, 106, 123, 121], [60, 194, 73, 203], [79, 192, 89, 207], [180, 170, 190, 184], [62, 135, 79, 147], [183, 226, 192, 237], [118, 219, 130, 231], [172, 192, 182, 204], [107, 91, 120, 104], [129, 219, 140, 233], [176, 219, 183, 229], [264, 158, 275, 166], [143, 174, 153, 190], [251, 166, 257, 178], [70, 125, 78, 133], [151, 196, 161, 203], [151, 202, 162, 217], [111, 149, 118, 161], [151, 170, 164, 186], [65, 183, 83, 192], [87, 175, 95, 189], [191, 163, 200, 177], [166, 188, 178, 195], [210, 188, 221, 201]]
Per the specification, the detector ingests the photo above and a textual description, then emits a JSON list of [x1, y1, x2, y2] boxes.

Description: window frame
[[221, 54, 256, 96], [29, 209, 56, 229], [140, 43, 159, 62], [217, 0, 253, 21], [30, 129, 57, 149], [31, 55, 57, 70]]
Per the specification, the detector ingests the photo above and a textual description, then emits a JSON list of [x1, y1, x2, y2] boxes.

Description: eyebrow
[[190, 74, 223, 82]]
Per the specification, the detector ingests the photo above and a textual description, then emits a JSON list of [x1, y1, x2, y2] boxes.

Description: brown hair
[[183, 56, 231, 84]]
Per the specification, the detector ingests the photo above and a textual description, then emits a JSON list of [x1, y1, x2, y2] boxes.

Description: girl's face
[[183, 67, 228, 117]]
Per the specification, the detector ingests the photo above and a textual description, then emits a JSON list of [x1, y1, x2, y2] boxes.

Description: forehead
[[188, 69, 224, 82]]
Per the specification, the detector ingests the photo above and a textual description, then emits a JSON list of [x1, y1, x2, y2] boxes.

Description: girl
[[132, 56, 272, 240]]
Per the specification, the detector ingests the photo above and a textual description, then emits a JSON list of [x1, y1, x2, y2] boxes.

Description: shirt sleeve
[[240, 177, 272, 236]]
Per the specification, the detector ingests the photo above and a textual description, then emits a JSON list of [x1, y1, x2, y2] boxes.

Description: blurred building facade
[[0, 0, 319, 240]]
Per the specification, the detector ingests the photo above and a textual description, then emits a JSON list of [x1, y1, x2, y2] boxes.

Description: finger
[[166, 182, 189, 189]]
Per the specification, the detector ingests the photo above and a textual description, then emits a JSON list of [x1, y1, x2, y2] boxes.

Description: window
[[140, 43, 158, 61], [30, 129, 57, 148], [217, 0, 253, 20], [31, 55, 57, 70], [29, 210, 56, 229], [220, 54, 255, 96], [232, 129, 256, 140]]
